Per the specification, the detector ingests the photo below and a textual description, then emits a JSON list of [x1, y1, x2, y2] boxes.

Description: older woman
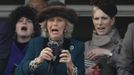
[[84, 0, 122, 75], [15, 6, 85, 75]]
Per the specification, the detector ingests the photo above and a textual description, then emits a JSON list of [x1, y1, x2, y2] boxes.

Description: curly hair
[[38, 6, 77, 38], [40, 19, 74, 39]]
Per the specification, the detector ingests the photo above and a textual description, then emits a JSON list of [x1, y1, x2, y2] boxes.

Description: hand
[[87, 48, 111, 60], [59, 50, 72, 63], [59, 50, 74, 74], [37, 47, 53, 64]]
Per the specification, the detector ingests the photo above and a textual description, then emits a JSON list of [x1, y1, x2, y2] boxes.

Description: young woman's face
[[16, 17, 34, 38], [92, 7, 115, 36], [47, 16, 66, 40]]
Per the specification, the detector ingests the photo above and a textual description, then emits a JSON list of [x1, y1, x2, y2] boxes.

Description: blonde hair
[[91, 6, 99, 18], [40, 19, 74, 39]]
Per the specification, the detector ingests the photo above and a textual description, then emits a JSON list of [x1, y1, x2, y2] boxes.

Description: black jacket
[[0, 20, 13, 75]]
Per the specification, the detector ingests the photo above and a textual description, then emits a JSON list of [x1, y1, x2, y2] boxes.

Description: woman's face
[[16, 17, 34, 38], [92, 7, 115, 36], [47, 16, 66, 40]]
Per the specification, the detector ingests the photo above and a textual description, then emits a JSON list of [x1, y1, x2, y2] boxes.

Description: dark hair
[[9, 6, 40, 37], [90, 0, 117, 17], [48, 1, 66, 7]]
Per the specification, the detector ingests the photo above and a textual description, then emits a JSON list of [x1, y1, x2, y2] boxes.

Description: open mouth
[[97, 27, 105, 30], [51, 29, 59, 32], [21, 27, 27, 31]]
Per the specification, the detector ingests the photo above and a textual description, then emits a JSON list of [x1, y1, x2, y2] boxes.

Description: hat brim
[[38, 6, 77, 24]]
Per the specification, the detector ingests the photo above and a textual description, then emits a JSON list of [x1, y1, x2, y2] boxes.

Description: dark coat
[[15, 37, 85, 75], [117, 23, 134, 75], [0, 21, 13, 75]]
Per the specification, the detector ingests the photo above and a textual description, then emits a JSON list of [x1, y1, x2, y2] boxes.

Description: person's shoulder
[[84, 40, 92, 51], [29, 36, 47, 43], [70, 39, 84, 45], [28, 37, 48, 49], [125, 23, 134, 34], [84, 40, 91, 45], [0, 20, 10, 31], [70, 39, 84, 49], [128, 23, 134, 29], [32, 36, 44, 40], [69, 39, 84, 53]]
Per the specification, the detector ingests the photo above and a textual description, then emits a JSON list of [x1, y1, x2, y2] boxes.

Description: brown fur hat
[[38, 6, 78, 25]]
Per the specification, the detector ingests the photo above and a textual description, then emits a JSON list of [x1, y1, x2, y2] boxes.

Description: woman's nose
[[98, 19, 102, 25], [22, 19, 27, 24], [53, 20, 58, 26]]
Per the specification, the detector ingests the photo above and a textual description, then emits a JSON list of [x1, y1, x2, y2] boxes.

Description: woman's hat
[[90, 0, 117, 17], [9, 6, 40, 36], [38, 6, 78, 25], [9, 6, 36, 26]]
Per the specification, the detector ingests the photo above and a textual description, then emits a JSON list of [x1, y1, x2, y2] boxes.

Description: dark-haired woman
[[3, 6, 40, 75]]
